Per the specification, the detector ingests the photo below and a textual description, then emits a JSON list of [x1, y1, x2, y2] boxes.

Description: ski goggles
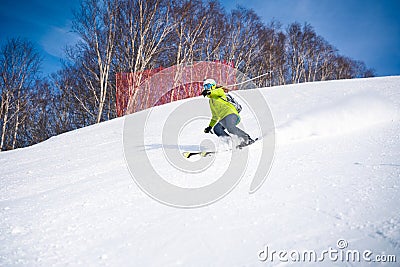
[[203, 83, 213, 90]]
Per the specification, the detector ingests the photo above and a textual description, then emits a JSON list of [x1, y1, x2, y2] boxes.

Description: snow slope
[[1, 76, 400, 266]]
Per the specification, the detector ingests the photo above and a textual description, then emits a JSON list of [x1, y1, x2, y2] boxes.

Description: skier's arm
[[209, 102, 218, 127]]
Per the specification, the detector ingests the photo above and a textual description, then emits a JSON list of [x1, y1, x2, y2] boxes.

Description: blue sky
[[0, 0, 80, 75], [1, 0, 399, 76], [222, 0, 400, 76]]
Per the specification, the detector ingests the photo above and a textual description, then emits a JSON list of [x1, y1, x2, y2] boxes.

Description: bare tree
[[50, 66, 94, 133], [71, 0, 119, 123], [113, 0, 173, 73], [0, 38, 41, 151], [286, 22, 313, 83], [167, 0, 211, 100], [113, 0, 174, 111], [199, 0, 227, 62], [258, 21, 287, 86], [22, 80, 57, 146], [224, 6, 265, 79]]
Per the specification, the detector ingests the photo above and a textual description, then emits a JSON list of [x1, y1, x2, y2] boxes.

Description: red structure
[[115, 61, 236, 116]]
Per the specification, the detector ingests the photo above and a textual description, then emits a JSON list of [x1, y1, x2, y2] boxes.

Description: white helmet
[[203, 78, 216, 90]]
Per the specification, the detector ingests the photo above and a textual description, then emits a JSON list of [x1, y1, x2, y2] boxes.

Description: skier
[[201, 78, 254, 148]]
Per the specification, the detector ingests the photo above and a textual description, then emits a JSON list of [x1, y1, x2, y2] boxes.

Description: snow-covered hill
[[1, 76, 399, 266]]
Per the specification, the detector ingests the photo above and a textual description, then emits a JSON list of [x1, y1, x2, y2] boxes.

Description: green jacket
[[207, 87, 239, 127]]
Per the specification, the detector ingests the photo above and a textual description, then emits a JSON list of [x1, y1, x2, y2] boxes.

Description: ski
[[182, 138, 260, 158], [182, 151, 215, 158], [236, 137, 259, 149]]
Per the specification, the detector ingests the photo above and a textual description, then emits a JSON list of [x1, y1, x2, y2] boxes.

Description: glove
[[204, 126, 212, 134], [201, 89, 210, 97]]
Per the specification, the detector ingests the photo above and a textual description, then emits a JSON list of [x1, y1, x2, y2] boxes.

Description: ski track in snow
[[276, 92, 398, 143], [1, 76, 400, 266]]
